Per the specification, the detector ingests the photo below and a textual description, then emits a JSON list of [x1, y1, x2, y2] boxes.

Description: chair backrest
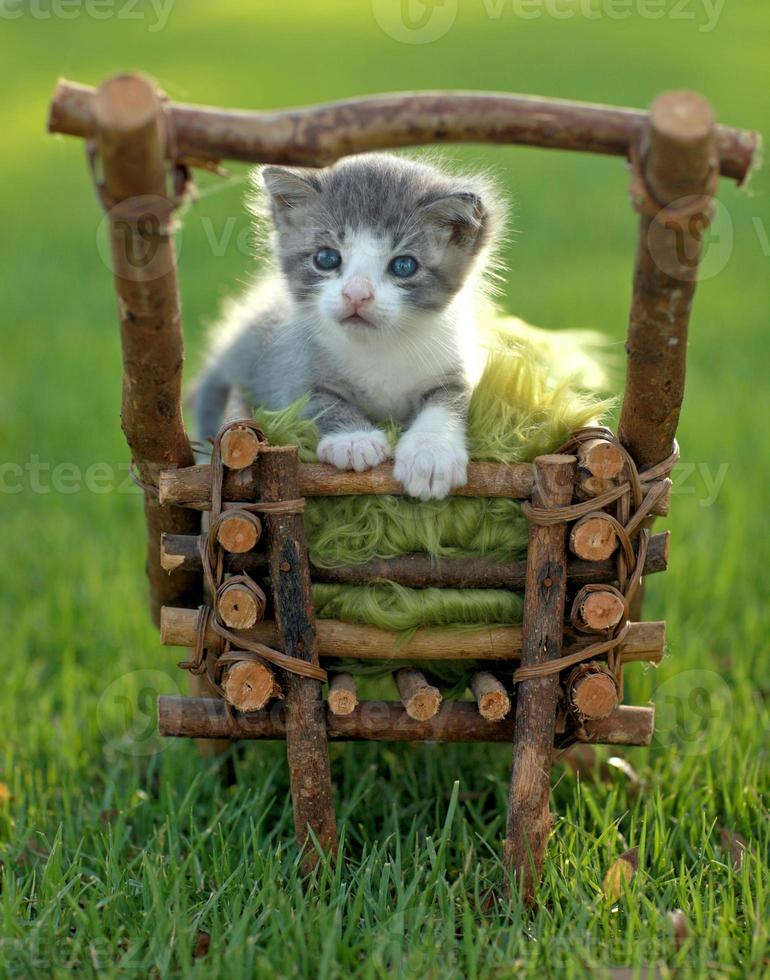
[[46, 74, 758, 617]]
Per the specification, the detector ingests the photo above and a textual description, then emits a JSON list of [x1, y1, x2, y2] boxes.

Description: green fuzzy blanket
[[255, 314, 612, 651]]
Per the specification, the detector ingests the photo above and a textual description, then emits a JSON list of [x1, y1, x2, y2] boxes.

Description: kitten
[[195, 154, 504, 500]]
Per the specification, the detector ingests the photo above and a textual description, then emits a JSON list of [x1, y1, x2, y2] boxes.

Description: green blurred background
[[1, 1, 768, 975]]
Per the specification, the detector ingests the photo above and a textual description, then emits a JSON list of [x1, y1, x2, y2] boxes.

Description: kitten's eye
[[313, 247, 342, 271], [389, 255, 419, 278]]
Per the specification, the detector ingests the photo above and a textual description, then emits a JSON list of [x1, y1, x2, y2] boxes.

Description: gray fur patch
[[195, 154, 507, 441], [261, 154, 505, 308]]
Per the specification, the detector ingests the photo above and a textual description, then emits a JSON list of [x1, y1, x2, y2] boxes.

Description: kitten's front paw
[[317, 429, 391, 472], [393, 432, 469, 501]]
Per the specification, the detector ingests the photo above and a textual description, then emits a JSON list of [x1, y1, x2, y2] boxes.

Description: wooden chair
[[47, 74, 758, 901]]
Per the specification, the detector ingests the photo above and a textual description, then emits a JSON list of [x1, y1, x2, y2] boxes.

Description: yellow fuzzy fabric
[[255, 314, 613, 639]]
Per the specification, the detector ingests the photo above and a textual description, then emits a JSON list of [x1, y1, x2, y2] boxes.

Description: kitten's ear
[[420, 192, 487, 251], [262, 166, 320, 211]]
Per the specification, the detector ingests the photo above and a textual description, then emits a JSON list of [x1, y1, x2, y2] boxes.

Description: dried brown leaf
[[619, 846, 639, 871], [0, 782, 12, 803], [668, 908, 691, 950], [720, 827, 748, 870], [603, 847, 638, 901], [193, 932, 211, 960]]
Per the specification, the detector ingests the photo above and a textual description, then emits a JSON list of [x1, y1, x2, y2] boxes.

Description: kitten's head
[[253, 154, 505, 337]]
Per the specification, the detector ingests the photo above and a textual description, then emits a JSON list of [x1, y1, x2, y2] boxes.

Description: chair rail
[[48, 78, 758, 183]]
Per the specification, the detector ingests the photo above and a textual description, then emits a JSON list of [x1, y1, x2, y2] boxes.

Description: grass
[[1, 1, 769, 976]]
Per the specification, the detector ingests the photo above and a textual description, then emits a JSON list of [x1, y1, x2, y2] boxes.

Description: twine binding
[[177, 419, 327, 698], [513, 427, 677, 711]]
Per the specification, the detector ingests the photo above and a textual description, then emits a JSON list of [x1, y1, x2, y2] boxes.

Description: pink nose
[[342, 277, 374, 311]]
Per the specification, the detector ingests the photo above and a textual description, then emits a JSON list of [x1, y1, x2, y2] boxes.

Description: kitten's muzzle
[[340, 312, 374, 327], [338, 275, 376, 326], [342, 277, 374, 311]]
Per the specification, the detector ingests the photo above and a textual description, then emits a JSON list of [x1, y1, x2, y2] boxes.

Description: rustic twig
[[470, 672, 511, 721], [577, 439, 625, 480], [159, 529, 670, 585], [157, 697, 655, 746], [505, 454, 576, 902], [159, 459, 536, 506], [91, 74, 200, 624], [566, 663, 619, 720], [215, 511, 262, 554], [570, 515, 619, 561], [619, 91, 718, 469], [220, 387, 261, 470], [573, 587, 626, 632], [160, 607, 667, 666], [223, 659, 282, 713], [259, 446, 337, 868], [217, 580, 266, 630], [327, 673, 359, 717], [49, 79, 757, 182], [395, 668, 442, 721]]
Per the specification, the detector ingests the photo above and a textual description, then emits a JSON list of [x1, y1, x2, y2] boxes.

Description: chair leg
[[505, 454, 576, 902], [91, 74, 201, 623], [259, 445, 338, 872]]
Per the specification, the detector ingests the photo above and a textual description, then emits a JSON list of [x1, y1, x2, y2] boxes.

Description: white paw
[[317, 429, 391, 472], [393, 432, 469, 501]]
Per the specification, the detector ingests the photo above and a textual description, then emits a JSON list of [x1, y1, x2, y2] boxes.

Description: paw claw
[[317, 430, 391, 472], [393, 432, 468, 501]]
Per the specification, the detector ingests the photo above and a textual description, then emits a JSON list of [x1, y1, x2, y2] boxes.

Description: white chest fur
[[317, 299, 482, 423]]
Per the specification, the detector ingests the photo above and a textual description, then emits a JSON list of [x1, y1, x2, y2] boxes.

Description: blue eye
[[389, 255, 419, 278], [313, 247, 342, 271]]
